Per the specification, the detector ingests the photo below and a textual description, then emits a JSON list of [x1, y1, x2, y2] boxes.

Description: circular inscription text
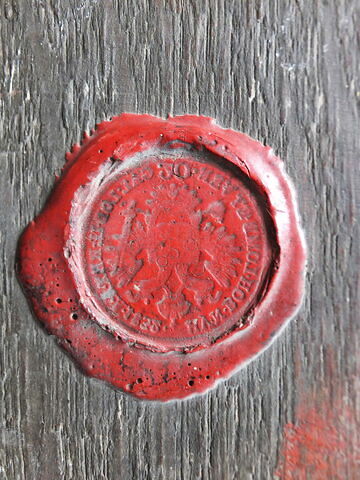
[[74, 155, 272, 352]]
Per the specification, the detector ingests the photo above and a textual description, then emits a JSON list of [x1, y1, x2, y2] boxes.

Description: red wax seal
[[17, 114, 306, 401]]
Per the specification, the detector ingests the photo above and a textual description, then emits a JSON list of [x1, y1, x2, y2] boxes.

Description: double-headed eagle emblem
[[105, 184, 242, 324]]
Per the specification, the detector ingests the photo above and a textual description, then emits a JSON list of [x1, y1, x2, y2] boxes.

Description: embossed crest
[[66, 155, 273, 352], [17, 114, 306, 400]]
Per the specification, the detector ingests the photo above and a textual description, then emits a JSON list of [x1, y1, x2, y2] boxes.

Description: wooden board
[[1, 1, 359, 478]]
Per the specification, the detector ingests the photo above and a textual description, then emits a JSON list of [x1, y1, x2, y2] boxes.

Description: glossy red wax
[[17, 114, 306, 401]]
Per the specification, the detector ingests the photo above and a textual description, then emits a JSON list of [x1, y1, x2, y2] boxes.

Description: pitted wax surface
[[17, 114, 306, 400]]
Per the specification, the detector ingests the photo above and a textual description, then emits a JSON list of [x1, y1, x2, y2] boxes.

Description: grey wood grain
[[1, 0, 359, 479]]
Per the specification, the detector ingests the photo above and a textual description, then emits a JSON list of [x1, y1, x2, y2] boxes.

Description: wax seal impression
[[17, 114, 306, 401]]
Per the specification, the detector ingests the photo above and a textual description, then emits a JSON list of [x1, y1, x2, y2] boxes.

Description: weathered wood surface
[[1, 1, 359, 478]]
